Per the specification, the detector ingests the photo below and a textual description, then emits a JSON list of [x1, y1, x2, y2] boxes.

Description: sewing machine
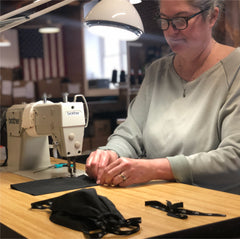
[[5, 94, 89, 180]]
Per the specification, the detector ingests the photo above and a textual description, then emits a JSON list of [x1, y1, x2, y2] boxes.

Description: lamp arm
[[0, 0, 52, 21], [0, 0, 78, 33]]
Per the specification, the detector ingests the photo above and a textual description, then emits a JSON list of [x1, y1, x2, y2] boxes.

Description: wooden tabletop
[[1, 159, 240, 239]]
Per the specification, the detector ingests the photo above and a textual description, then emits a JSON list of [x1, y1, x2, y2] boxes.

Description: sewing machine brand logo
[[66, 111, 80, 116], [8, 118, 20, 124]]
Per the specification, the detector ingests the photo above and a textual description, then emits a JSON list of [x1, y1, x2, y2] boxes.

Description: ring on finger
[[120, 172, 127, 181]]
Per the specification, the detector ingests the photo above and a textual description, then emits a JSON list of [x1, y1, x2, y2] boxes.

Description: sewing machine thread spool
[[63, 93, 69, 103]]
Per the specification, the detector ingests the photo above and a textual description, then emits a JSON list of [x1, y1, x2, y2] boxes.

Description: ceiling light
[[84, 0, 144, 41], [39, 26, 60, 34], [0, 34, 11, 47], [130, 0, 142, 4], [38, 19, 60, 34]]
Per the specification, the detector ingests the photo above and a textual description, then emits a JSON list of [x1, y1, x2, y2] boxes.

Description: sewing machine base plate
[[5, 167, 85, 180]]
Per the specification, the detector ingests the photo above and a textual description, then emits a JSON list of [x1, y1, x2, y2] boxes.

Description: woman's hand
[[85, 149, 119, 183], [86, 150, 174, 186], [98, 157, 174, 187]]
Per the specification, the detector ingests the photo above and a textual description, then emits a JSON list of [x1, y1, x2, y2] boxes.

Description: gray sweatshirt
[[101, 47, 240, 194]]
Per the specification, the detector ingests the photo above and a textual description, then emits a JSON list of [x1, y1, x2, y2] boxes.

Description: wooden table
[[1, 159, 240, 239]]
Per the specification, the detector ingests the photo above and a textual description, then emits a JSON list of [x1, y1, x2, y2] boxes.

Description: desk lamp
[[85, 0, 144, 41], [0, 0, 144, 41]]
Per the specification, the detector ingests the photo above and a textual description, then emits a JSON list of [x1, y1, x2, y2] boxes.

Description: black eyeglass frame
[[157, 8, 210, 31]]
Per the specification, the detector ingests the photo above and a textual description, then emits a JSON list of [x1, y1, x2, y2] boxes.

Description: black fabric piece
[[0, 223, 26, 239], [31, 188, 141, 238], [11, 174, 97, 195], [148, 216, 240, 238], [145, 200, 226, 220]]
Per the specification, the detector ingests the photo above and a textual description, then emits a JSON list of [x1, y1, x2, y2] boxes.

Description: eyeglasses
[[157, 8, 209, 31]]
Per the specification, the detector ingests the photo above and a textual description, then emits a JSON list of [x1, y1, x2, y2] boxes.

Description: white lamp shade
[[84, 0, 144, 41]]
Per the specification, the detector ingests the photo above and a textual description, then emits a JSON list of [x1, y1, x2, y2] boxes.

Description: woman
[[86, 0, 240, 194]]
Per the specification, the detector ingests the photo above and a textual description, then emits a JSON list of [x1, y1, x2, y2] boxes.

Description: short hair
[[158, 0, 224, 21], [186, 0, 224, 18]]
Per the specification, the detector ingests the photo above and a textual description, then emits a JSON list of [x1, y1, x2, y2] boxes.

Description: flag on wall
[[18, 28, 66, 81]]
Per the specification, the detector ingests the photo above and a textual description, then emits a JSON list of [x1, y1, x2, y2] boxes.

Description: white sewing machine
[[5, 94, 89, 180]]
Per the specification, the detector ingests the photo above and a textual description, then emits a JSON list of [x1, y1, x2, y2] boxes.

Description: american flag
[[18, 28, 66, 81]]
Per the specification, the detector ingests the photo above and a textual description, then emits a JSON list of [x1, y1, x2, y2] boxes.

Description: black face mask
[[31, 188, 141, 238]]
